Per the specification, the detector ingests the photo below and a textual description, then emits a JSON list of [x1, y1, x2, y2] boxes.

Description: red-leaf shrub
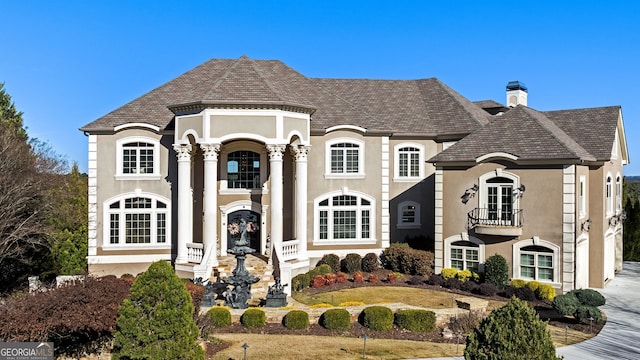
[[353, 271, 365, 283], [0, 276, 131, 356], [324, 273, 337, 285], [386, 273, 397, 284], [311, 274, 326, 288], [185, 282, 205, 315], [368, 274, 379, 284], [336, 271, 348, 283]]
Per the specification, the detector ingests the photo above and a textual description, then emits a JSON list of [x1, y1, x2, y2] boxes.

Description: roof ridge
[[430, 79, 490, 127], [520, 106, 595, 160], [244, 57, 289, 101]]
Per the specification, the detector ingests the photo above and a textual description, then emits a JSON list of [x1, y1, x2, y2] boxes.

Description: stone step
[[211, 254, 276, 304]]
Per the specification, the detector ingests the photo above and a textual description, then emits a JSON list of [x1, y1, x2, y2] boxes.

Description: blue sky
[[1, 1, 638, 174]]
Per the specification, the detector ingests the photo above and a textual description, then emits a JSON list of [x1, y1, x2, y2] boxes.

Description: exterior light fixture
[[461, 184, 479, 204]]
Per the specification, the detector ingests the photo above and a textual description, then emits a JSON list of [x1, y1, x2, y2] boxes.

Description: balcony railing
[[468, 208, 523, 236]]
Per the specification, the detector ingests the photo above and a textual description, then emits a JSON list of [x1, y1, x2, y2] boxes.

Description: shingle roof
[[474, 100, 504, 109], [81, 56, 488, 135], [544, 106, 621, 162], [429, 106, 597, 163]]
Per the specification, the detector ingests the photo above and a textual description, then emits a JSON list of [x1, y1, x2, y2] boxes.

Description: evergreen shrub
[[526, 280, 541, 293], [320, 309, 351, 330], [441, 268, 458, 280], [240, 309, 266, 328], [461, 280, 479, 293], [380, 243, 409, 272], [394, 309, 436, 332], [477, 283, 498, 297], [206, 307, 232, 328], [484, 254, 509, 289], [362, 252, 380, 272], [427, 273, 445, 287], [536, 284, 556, 301], [575, 305, 603, 324], [292, 273, 310, 291], [444, 277, 462, 290], [342, 253, 363, 273], [283, 310, 310, 330], [510, 279, 527, 288], [309, 264, 333, 278], [360, 306, 394, 331], [316, 254, 341, 272], [457, 269, 472, 282], [573, 289, 606, 307], [112, 261, 204, 360], [408, 275, 425, 285], [552, 292, 580, 316]]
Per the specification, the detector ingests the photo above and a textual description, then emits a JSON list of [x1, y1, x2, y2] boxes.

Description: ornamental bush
[[336, 271, 348, 283], [408, 275, 425, 285], [484, 254, 509, 289], [206, 307, 232, 328], [320, 309, 351, 330], [380, 243, 410, 272], [510, 279, 527, 288], [283, 310, 310, 330], [441, 267, 458, 280], [477, 283, 498, 297], [309, 264, 333, 278], [311, 274, 326, 288], [112, 261, 204, 360], [360, 306, 394, 331], [575, 305, 604, 324], [241, 308, 266, 328], [457, 269, 473, 282], [427, 273, 445, 287], [316, 254, 341, 272], [444, 277, 462, 290], [552, 292, 580, 316], [342, 253, 363, 273], [536, 284, 556, 301], [526, 280, 541, 293], [292, 273, 310, 291], [465, 297, 561, 360], [394, 309, 436, 333], [353, 271, 365, 283], [573, 289, 606, 307], [501, 286, 536, 302], [362, 252, 380, 273], [461, 280, 479, 293], [368, 273, 379, 284]]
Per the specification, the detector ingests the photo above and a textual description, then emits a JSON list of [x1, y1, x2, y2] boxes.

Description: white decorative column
[[202, 143, 221, 266], [174, 144, 193, 264], [292, 145, 310, 260], [267, 144, 286, 258]]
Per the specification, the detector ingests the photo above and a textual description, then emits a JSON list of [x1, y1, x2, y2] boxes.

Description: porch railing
[[468, 208, 523, 229], [281, 240, 299, 261], [187, 243, 204, 263]]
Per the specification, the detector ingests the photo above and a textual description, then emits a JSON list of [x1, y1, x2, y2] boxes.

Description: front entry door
[[227, 210, 261, 251]]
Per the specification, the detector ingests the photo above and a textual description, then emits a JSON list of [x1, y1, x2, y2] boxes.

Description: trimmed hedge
[[309, 264, 333, 278], [575, 305, 603, 324], [283, 310, 310, 330], [380, 244, 434, 276], [477, 283, 498, 297], [362, 252, 380, 273], [394, 309, 436, 333], [342, 253, 362, 273], [292, 273, 310, 291], [240, 309, 266, 328], [320, 309, 351, 330], [573, 289, 606, 307], [457, 269, 472, 282], [552, 292, 580, 316], [206, 307, 232, 328], [316, 254, 340, 273], [510, 279, 527, 288], [441, 268, 458, 280], [526, 280, 541, 293], [484, 254, 509, 289], [536, 284, 556, 301], [360, 306, 394, 331]]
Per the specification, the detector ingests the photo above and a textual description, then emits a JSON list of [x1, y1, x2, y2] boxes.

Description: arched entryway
[[227, 210, 261, 251]]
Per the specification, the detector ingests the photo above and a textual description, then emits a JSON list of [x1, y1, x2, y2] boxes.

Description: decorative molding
[[290, 145, 311, 161], [201, 143, 221, 161], [173, 143, 192, 161], [266, 144, 287, 161]]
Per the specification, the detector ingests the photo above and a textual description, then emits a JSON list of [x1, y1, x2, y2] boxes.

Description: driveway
[[421, 261, 640, 360]]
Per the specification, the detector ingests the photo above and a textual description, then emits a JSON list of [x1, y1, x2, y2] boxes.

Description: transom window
[[316, 192, 374, 243], [450, 241, 480, 272], [105, 196, 169, 246], [331, 143, 359, 174], [520, 245, 554, 281], [227, 150, 261, 189]]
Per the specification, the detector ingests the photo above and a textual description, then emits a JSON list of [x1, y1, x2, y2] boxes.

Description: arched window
[[478, 170, 520, 227], [315, 191, 375, 244], [104, 195, 170, 247], [325, 138, 365, 178], [397, 201, 421, 229], [513, 239, 559, 285], [616, 175, 622, 213], [606, 175, 613, 215], [116, 137, 160, 178], [450, 240, 480, 272], [227, 150, 261, 189]]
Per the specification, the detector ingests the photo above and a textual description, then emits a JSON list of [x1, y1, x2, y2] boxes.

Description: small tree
[[484, 254, 508, 289], [112, 261, 204, 360], [465, 297, 560, 360]]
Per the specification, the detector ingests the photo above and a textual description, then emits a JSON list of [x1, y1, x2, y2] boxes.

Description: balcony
[[468, 208, 523, 236]]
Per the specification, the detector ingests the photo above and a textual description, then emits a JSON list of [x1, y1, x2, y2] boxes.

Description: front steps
[[211, 253, 275, 304]]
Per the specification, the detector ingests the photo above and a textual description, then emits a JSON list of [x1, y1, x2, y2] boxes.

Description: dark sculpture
[[265, 278, 288, 308], [222, 215, 260, 309]]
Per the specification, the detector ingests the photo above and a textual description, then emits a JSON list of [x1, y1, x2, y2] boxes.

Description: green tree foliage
[[112, 261, 204, 360], [483, 254, 508, 289], [464, 297, 560, 360], [0, 83, 26, 139], [623, 194, 640, 261]]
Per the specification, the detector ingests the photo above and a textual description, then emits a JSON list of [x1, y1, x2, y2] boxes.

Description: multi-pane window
[[520, 245, 554, 281], [317, 193, 373, 242], [398, 147, 420, 177], [106, 196, 169, 246], [486, 177, 514, 225], [397, 201, 421, 229], [606, 176, 613, 215], [227, 151, 261, 189], [450, 240, 480, 272], [122, 142, 154, 174], [616, 176, 622, 212], [579, 176, 586, 218], [330, 143, 360, 174]]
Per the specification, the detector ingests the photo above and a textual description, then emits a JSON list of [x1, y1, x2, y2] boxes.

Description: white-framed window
[[450, 241, 480, 272], [616, 175, 622, 212], [478, 170, 519, 226], [513, 238, 560, 286], [227, 150, 261, 189], [314, 190, 375, 244], [396, 201, 421, 229], [606, 175, 613, 216], [579, 176, 586, 218], [104, 194, 170, 249], [394, 143, 424, 181], [116, 137, 160, 179], [325, 138, 364, 178], [444, 234, 485, 273]]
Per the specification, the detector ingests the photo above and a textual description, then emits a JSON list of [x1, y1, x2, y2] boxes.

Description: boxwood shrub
[[342, 253, 363, 273], [283, 310, 309, 330], [316, 254, 341, 273], [240, 309, 266, 328], [206, 307, 232, 328], [441, 268, 458, 280], [291, 273, 310, 291], [394, 309, 436, 333], [573, 289, 606, 307], [536, 284, 556, 301], [362, 252, 380, 273], [510, 279, 527, 288], [552, 292, 580, 316], [575, 305, 603, 324], [320, 309, 351, 330], [360, 306, 394, 331]]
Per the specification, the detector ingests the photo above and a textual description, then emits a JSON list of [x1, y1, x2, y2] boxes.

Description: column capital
[[266, 144, 287, 161], [290, 145, 311, 161], [201, 143, 221, 161], [173, 144, 192, 161]]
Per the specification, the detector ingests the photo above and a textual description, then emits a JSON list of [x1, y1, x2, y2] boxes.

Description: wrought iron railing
[[468, 208, 523, 229]]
